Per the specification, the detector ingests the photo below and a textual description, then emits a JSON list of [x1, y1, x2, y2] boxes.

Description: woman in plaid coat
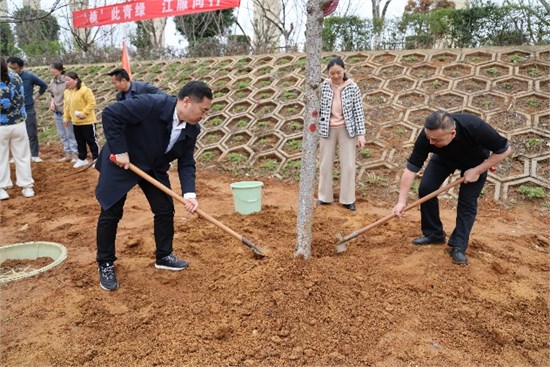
[[317, 57, 366, 211]]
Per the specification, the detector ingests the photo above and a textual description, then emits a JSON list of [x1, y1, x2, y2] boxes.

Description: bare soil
[[1, 145, 549, 366]]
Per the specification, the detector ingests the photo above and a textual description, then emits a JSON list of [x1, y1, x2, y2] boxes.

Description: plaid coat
[[318, 79, 366, 138]]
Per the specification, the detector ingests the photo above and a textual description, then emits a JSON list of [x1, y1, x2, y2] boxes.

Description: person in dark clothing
[[95, 80, 212, 291], [392, 110, 511, 265], [107, 68, 163, 101], [7, 57, 48, 162]]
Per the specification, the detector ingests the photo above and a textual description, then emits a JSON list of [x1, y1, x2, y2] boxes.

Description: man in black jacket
[[107, 68, 163, 101], [392, 110, 511, 265], [95, 81, 212, 291]]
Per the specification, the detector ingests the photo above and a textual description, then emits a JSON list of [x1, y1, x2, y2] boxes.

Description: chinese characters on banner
[[73, 0, 241, 29]]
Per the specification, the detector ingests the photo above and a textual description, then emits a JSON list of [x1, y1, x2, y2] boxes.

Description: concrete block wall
[[30, 46, 549, 201]]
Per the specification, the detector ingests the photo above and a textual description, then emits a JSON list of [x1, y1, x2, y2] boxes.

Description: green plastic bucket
[[230, 181, 264, 215]]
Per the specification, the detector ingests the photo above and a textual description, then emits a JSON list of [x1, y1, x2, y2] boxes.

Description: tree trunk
[[371, 0, 392, 49], [294, 0, 331, 260]]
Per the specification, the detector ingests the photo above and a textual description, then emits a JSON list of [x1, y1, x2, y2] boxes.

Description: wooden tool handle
[[338, 177, 466, 244]]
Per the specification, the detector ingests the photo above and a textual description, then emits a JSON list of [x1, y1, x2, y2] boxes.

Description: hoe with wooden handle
[[335, 177, 466, 254], [109, 155, 266, 257]]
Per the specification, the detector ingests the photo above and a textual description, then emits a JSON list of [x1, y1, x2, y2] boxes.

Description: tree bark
[[538, 0, 550, 14], [294, 0, 332, 260]]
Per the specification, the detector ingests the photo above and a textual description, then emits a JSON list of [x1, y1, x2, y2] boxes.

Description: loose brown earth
[[1, 145, 549, 366]]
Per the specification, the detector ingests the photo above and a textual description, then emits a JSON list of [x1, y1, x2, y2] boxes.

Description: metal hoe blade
[[333, 177, 466, 254], [335, 232, 347, 254]]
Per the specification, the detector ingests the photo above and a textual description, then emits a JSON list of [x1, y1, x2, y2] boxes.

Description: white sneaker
[[21, 188, 35, 198], [9, 158, 14, 164], [31, 156, 43, 163], [73, 159, 89, 168], [0, 189, 9, 200], [71, 154, 78, 163]]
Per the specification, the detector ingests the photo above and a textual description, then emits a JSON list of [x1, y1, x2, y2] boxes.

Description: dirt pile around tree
[[1, 147, 549, 366]]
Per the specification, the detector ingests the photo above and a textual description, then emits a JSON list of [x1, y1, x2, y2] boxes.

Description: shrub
[[518, 185, 546, 200]]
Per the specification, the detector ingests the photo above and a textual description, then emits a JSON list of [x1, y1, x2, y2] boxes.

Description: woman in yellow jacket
[[63, 71, 99, 168]]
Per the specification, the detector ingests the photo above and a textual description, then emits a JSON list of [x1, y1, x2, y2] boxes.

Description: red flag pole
[[122, 39, 132, 80]]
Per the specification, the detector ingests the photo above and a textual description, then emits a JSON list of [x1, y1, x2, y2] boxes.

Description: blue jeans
[[53, 112, 77, 155]]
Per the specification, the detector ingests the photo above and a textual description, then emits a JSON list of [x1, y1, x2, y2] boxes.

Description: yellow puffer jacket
[[63, 83, 97, 125]]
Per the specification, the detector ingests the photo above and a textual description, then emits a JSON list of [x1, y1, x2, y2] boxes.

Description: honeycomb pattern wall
[[30, 46, 549, 201]]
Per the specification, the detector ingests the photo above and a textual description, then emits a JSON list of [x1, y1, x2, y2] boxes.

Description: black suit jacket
[[115, 80, 163, 101], [95, 94, 200, 210]]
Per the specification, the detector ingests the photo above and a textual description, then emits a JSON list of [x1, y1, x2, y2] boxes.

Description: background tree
[[445, 1, 547, 47], [0, 22, 19, 56], [400, 0, 455, 48], [322, 15, 372, 51], [130, 21, 156, 57], [371, 0, 394, 48], [13, 5, 61, 61], [535, 0, 550, 12], [64, 0, 107, 54], [174, 9, 236, 57], [247, 0, 304, 53], [501, 0, 550, 42], [132, 19, 167, 53]]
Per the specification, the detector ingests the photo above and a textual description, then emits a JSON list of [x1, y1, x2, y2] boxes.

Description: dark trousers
[[418, 155, 487, 251], [25, 110, 39, 157], [73, 124, 99, 160], [96, 178, 175, 264]]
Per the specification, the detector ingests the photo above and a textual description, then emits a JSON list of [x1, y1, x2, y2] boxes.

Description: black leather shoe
[[343, 203, 356, 211], [412, 234, 446, 245], [317, 200, 330, 205], [449, 247, 468, 265]]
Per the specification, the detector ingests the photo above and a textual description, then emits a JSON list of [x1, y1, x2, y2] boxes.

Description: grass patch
[[527, 99, 540, 108], [486, 67, 501, 76], [227, 153, 247, 163], [525, 138, 542, 149], [508, 54, 525, 63], [285, 139, 301, 151], [260, 159, 278, 170], [201, 151, 215, 162], [528, 67, 541, 77], [518, 185, 546, 200], [360, 148, 372, 158]]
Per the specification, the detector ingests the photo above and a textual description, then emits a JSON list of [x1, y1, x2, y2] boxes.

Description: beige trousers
[[0, 123, 34, 189], [318, 127, 356, 205]]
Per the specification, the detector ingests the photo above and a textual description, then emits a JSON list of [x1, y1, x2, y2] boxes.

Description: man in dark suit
[[107, 68, 163, 101], [95, 81, 212, 291]]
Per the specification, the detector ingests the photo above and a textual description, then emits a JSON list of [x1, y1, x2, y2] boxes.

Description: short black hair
[[177, 81, 213, 102], [107, 68, 130, 81], [425, 110, 456, 131], [326, 56, 348, 81], [6, 56, 24, 67]]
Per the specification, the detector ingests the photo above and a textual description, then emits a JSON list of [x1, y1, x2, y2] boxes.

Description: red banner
[[73, 0, 241, 29]]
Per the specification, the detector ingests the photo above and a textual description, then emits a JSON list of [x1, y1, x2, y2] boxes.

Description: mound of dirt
[[1, 146, 549, 366]]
